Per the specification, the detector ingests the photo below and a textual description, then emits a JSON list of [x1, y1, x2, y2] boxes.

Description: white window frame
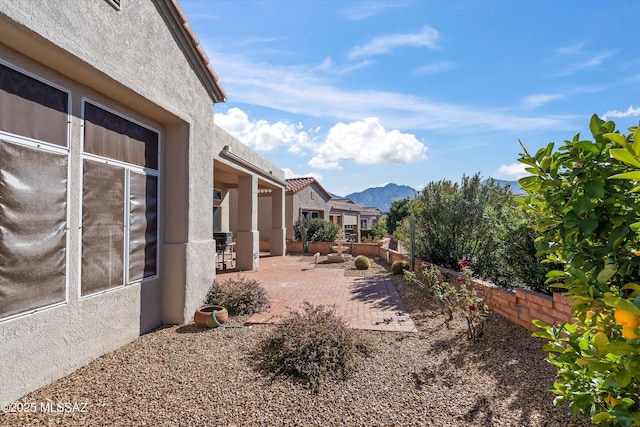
[[0, 60, 72, 323], [78, 98, 161, 300]]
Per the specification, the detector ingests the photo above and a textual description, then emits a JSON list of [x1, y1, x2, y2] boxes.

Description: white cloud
[[497, 162, 530, 180], [308, 117, 428, 170], [341, 1, 411, 20], [205, 50, 577, 134], [348, 26, 439, 59], [415, 61, 455, 75], [522, 93, 564, 109], [214, 108, 313, 152], [550, 50, 615, 77], [602, 105, 640, 121]]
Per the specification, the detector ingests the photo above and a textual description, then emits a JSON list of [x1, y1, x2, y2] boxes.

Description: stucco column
[[270, 186, 286, 256], [236, 174, 259, 270]]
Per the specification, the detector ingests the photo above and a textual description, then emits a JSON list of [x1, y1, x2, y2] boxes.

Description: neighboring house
[[284, 177, 333, 240], [0, 0, 285, 403], [329, 198, 386, 242], [283, 178, 385, 243]]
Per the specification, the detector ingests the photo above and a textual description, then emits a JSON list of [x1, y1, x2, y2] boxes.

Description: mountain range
[[334, 180, 522, 213]]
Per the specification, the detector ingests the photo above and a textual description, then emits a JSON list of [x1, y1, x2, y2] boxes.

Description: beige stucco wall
[[0, 0, 217, 402], [285, 183, 331, 239]]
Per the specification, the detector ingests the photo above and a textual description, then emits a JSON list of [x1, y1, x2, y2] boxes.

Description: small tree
[[519, 115, 639, 426], [386, 198, 411, 235]]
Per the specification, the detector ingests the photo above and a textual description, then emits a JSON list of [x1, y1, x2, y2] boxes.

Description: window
[[0, 62, 70, 320], [81, 100, 159, 297]]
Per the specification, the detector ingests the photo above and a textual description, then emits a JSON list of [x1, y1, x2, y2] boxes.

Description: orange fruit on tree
[[614, 308, 639, 328], [621, 326, 640, 340]]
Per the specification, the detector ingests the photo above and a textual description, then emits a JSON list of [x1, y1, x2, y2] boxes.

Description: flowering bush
[[405, 262, 488, 340], [205, 275, 270, 316]]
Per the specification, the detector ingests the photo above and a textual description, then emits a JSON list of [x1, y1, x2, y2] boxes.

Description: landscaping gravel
[[1, 262, 591, 427]]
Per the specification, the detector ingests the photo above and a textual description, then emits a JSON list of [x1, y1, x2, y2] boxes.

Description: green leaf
[[574, 195, 591, 215], [608, 226, 630, 252], [611, 148, 640, 168], [579, 219, 599, 236], [591, 332, 609, 357], [609, 171, 640, 180], [592, 412, 613, 423], [604, 132, 628, 145], [584, 182, 605, 198], [596, 263, 617, 284], [602, 297, 640, 315], [605, 341, 635, 356], [614, 369, 632, 387]]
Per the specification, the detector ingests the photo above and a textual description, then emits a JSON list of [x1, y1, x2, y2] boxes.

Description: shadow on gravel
[[175, 324, 209, 334]]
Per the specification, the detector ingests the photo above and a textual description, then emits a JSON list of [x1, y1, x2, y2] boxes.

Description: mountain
[[491, 179, 524, 195], [343, 183, 417, 212]]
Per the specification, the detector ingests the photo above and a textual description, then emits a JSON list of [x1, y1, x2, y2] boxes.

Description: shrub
[[293, 217, 339, 243], [258, 302, 372, 392], [354, 255, 371, 270], [391, 260, 410, 275], [204, 275, 270, 316], [520, 115, 640, 425], [405, 263, 488, 340]]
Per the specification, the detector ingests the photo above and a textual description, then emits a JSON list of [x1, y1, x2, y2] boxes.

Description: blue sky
[[179, 0, 639, 197]]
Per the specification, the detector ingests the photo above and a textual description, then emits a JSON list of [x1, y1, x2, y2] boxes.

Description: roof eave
[[158, 0, 227, 103]]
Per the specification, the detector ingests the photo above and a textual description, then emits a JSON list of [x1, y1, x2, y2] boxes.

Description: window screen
[[81, 160, 125, 295], [129, 172, 158, 281], [0, 63, 68, 147], [0, 140, 67, 318], [81, 101, 159, 295]]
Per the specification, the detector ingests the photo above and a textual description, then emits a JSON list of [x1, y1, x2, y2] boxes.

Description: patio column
[[270, 186, 286, 256], [236, 174, 259, 270]]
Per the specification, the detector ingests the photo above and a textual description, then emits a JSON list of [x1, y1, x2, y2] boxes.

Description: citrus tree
[[518, 115, 640, 426]]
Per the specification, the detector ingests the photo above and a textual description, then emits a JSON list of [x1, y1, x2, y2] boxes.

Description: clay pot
[[194, 305, 228, 328]]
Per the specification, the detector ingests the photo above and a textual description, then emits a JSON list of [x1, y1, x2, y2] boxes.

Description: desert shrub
[[258, 302, 372, 392], [391, 260, 410, 275], [354, 255, 371, 270], [204, 275, 270, 316]]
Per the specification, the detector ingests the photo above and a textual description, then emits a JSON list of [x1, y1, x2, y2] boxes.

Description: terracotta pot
[[194, 305, 228, 328]]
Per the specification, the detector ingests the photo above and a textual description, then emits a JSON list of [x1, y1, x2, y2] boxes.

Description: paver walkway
[[221, 255, 417, 332]]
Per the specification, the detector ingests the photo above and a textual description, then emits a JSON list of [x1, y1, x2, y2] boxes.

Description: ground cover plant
[[519, 115, 640, 426], [204, 275, 270, 315]]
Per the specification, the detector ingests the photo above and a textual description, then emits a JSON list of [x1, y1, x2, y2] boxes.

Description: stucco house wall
[[285, 181, 332, 240], [0, 0, 223, 403]]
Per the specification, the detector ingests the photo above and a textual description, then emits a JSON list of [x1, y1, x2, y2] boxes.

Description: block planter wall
[[384, 249, 577, 333]]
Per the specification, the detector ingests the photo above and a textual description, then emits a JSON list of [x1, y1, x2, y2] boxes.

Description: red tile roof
[[169, 0, 226, 102], [286, 177, 333, 200]]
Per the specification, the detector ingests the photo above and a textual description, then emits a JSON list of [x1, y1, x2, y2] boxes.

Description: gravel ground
[[1, 260, 591, 427]]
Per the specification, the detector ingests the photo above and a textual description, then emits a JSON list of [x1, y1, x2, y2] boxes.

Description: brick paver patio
[[221, 255, 417, 332]]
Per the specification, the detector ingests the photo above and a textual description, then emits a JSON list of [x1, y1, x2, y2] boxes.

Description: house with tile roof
[[281, 178, 385, 244], [0, 0, 286, 402]]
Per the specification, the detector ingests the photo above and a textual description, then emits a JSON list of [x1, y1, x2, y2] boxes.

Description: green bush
[[293, 217, 339, 242], [391, 260, 410, 275], [258, 302, 372, 392], [397, 173, 550, 291], [354, 255, 371, 270], [204, 275, 270, 316], [520, 115, 640, 425]]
